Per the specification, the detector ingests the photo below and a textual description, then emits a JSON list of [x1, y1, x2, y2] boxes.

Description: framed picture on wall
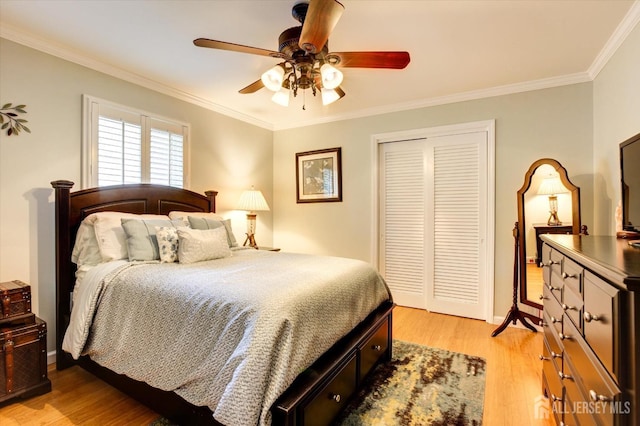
[[296, 147, 342, 203]]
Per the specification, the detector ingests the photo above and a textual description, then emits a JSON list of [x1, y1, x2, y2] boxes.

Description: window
[[82, 95, 189, 188]]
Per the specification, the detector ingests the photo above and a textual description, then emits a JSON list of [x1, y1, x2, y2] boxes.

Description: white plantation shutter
[[83, 95, 189, 189], [149, 125, 184, 188], [97, 117, 142, 186]]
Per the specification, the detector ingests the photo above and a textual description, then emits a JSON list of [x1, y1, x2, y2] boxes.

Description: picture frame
[[296, 147, 342, 203]]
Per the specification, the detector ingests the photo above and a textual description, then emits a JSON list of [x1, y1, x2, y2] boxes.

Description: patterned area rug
[[336, 340, 485, 425], [150, 340, 486, 426]]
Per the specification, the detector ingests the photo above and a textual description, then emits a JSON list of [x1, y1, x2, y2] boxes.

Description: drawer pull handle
[[562, 303, 576, 311], [562, 272, 577, 279], [539, 355, 550, 361], [551, 351, 562, 359], [546, 283, 561, 291], [331, 393, 341, 403], [539, 294, 544, 301], [550, 316, 561, 324], [372, 344, 382, 351], [551, 393, 562, 402], [558, 372, 572, 380], [584, 311, 600, 323], [558, 332, 571, 341], [589, 390, 611, 402]]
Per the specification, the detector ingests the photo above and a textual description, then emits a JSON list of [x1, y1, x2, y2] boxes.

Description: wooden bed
[[51, 180, 393, 425]]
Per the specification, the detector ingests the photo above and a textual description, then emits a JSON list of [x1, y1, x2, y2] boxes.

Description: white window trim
[[81, 94, 191, 189]]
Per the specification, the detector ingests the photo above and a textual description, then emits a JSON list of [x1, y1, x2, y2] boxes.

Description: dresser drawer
[[583, 271, 618, 375], [543, 284, 564, 335], [542, 338, 564, 405], [562, 257, 583, 297], [543, 310, 563, 357], [562, 284, 584, 332], [562, 318, 620, 426], [359, 317, 389, 382], [301, 352, 357, 426], [563, 356, 599, 426]]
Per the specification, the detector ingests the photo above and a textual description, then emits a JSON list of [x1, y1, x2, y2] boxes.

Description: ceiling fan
[[194, 0, 410, 109]]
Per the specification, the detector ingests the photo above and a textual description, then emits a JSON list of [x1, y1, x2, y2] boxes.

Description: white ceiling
[[1, 1, 638, 130]]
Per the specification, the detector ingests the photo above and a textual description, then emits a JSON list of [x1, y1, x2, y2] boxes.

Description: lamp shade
[[237, 187, 270, 212], [320, 63, 343, 90], [537, 176, 568, 196], [261, 65, 285, 92]]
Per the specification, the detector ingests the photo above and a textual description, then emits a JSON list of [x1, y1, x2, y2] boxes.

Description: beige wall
[[0, 38, 273, 353], [273, 83, 594, 320], [593, 22, 640, 235]]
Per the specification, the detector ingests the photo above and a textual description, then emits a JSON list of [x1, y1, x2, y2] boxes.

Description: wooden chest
[[0, 317, 51, 404], [0, 281, 31, 319]]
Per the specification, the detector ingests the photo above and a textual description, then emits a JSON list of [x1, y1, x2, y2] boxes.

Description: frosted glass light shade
[[321, 88, 340, 106], [271, 88, 290, 106], [261, 66, 285, 91], [320, 63, 343, 89]]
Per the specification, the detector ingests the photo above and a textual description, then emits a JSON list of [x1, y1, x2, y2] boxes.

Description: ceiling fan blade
[[299, 0, 345, 54], [194, 38, 284, 58], [239, 79, 265, 94], [330, 51, 411, 69]]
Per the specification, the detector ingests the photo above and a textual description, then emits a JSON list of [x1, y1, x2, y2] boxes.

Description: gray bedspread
[[64, 249, 391, 425]]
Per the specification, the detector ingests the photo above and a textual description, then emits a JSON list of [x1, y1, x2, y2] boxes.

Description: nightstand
[[532, 223, 572, 265]]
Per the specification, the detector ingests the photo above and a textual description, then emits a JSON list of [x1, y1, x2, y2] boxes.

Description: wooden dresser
[[540, 235, 639, 426]]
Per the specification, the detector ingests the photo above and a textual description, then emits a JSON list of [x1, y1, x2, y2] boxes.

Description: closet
[[376, 121, 494, 320]]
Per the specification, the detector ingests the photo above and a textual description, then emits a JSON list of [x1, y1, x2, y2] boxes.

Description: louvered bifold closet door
[[379, 140, 427, 309], [426, 132, 486, 320]]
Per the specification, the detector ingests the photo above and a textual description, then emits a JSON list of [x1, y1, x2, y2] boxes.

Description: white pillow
[[71, 221, 102, 267], [177, 227, 231, 264], [91, 212, 171, 262], [168, 211, 224, 226]]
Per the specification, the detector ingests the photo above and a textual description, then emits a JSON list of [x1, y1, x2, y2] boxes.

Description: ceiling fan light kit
[[194, 0, 410, 109]]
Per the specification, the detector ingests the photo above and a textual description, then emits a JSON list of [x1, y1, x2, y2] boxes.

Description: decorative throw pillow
[[168, 211, 225, 226], [92, 212, 171, 261], [177, 227, 231, 264], [155, 226, 179, 263], [187, 216, 238, 247], [121, 218, 184, 261]]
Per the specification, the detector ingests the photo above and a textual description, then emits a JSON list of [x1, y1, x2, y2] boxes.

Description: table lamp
[[237, 186, 270, 248], [538, 176, 568, 226]]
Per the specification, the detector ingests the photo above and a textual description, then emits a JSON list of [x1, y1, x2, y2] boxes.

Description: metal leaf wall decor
[[0, 103, 30, 136]]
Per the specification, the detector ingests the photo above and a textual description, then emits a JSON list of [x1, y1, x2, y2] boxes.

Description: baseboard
[[47, 350, 56, 366]]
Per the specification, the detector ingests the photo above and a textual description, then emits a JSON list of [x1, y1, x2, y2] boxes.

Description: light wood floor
[[0, 306, 554, 425]]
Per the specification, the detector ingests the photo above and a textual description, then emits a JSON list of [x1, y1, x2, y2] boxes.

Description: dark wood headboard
[[51, 180, 218, 369]]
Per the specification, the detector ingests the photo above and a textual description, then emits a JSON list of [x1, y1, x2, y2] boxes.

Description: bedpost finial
[[51, 180, 74, 189]]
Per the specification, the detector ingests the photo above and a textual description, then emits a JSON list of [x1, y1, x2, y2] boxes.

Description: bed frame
[[51, 180, 393, 425]]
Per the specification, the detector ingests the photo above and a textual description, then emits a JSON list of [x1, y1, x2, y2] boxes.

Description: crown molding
[[3, 2, 638, 133], [588, 1, 640, 79], [273, 72, 592, 130], [0, 24, 274, 131]]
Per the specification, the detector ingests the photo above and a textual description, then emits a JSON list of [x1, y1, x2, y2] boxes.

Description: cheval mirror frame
[[517, 158, 581, 322]]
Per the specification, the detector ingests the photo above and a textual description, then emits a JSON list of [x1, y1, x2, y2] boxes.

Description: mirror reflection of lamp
[[537, 176, 569, 226], [236, 186, 270, 248]]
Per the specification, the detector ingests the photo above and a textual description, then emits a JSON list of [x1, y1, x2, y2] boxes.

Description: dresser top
[[541, 235, 640, 290]]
